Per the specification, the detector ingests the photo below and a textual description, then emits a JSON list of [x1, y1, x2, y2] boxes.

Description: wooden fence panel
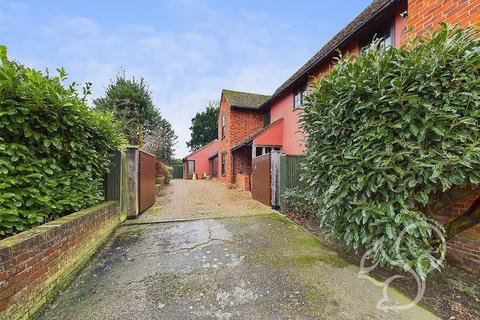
[[252, 154, 271, 206], [138, 151, 156, 213], [104, 150, 121, 201], [172, 165, 183, 179], [279, 155, 305, 197]]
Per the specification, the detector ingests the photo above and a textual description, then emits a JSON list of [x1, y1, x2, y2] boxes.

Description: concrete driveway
[[38, 181, 437, 320]]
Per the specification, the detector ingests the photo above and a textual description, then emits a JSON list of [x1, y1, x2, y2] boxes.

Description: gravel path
[[127, 179, 275, 224]]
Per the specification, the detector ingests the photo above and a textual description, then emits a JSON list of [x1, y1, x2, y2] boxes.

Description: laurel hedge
[[300, 25, 480, 277], [0, 47, 125, 238]]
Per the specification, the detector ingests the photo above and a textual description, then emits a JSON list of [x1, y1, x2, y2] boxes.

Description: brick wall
[[407, 0, 480, 37], [0, 201, 121, 319], [236, 173, 251, 191], [229, 108, 263, 146], [434, 187, 480, 274], [217, 94, 263, 185], [217, 94, 232, 183], [233, 146, 252, 177]]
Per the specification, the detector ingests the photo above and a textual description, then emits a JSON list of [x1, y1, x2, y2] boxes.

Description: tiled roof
[[259, 0, 394, 110], [222, 89, 270, 110]]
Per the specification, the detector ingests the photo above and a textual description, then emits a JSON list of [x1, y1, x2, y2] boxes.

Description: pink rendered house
[[182, 140, 219, 179]]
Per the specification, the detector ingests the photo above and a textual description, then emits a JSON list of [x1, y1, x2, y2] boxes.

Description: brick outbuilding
[[216, 89, 270, 185]]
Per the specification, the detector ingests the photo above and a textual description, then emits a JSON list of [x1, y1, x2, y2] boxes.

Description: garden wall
[[236, 173, 251, 191], [435, 187, 480, 275], [0, 201, 121, 320]]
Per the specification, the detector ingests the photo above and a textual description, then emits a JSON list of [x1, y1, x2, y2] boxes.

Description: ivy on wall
[[0, 47, 125, 238], [300, 25, 480, 277]]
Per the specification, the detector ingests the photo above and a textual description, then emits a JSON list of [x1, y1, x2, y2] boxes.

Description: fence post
[[271, 151, 281, 209], [280, 154, 287, 198], [119, 150, 128, 221], [126, 146, 139, 219]]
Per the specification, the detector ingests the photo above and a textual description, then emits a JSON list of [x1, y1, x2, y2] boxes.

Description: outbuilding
[[182, 140, 219, 179]]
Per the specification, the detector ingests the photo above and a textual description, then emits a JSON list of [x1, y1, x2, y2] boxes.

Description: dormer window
[[293, 83, 307, 109]]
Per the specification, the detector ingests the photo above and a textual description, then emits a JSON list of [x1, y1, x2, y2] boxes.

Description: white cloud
[[1, 2, 313, 157]]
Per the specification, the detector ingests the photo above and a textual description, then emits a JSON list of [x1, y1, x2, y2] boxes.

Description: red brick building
[[216, 89, 270, 186], [209, 0, 480, 272]]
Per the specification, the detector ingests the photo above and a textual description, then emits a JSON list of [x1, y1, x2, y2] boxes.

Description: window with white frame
[[254, 146, 281, 158], [221, 113, 226, 138], [293, 83, 307, 109], [187, 160, 195, 174]]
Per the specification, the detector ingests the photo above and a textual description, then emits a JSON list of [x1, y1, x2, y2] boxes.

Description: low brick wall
[[236, 173, 251, 191], [435, 186, 480, 274], [0, 201, 121, 319], [446, 233, 480, 275]]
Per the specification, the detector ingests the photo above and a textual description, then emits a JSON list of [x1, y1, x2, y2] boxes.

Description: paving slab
[[38, 214, 438, 320]]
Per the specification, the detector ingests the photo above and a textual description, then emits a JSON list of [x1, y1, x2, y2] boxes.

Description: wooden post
[[120, 149, 129, 222], [271, 150, 281, 209], [126, 146, 139, 219]]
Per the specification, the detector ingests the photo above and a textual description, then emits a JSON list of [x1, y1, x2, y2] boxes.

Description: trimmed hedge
[[301, 25, 480, 277], [0, 47, 124, 238]]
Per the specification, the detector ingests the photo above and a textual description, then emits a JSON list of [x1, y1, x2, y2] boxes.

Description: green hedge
[[301, 25, 480, 277], [0, 47, 124, 238]]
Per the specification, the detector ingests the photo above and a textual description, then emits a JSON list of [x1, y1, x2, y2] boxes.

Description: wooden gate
[[138, 150, 156, 213], [252, 154, 271, 206]]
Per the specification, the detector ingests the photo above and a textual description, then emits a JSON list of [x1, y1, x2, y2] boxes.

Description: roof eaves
[[182, 139, 218, 161], [258, 0, 395, 111], [208, 151, 218, 159]]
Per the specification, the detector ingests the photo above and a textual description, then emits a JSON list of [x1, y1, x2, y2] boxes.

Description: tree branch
[[445, 195, 480, 240], [421, 186, 480, 217]]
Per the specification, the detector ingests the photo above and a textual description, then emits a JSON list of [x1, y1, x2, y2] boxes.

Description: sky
[[0, 0, 372, 157]]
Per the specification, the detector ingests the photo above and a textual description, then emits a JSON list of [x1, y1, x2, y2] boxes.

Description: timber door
[[252, 154, 271, 206], [138, 150, 156, 213]]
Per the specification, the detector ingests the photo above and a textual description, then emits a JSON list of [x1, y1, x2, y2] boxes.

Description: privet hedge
[[0, 47, 124, 238], [300, 25, 480, 277]]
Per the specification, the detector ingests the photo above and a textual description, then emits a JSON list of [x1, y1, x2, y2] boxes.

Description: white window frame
[[293, 83, 307, 109], [221, 114, 226, 139]]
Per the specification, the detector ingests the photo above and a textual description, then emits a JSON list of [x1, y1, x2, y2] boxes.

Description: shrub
[[0, 47, 125, 238], [155, 160, 172, 184], [301, 25, 480, 278], [281, 187, 318, 218]]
